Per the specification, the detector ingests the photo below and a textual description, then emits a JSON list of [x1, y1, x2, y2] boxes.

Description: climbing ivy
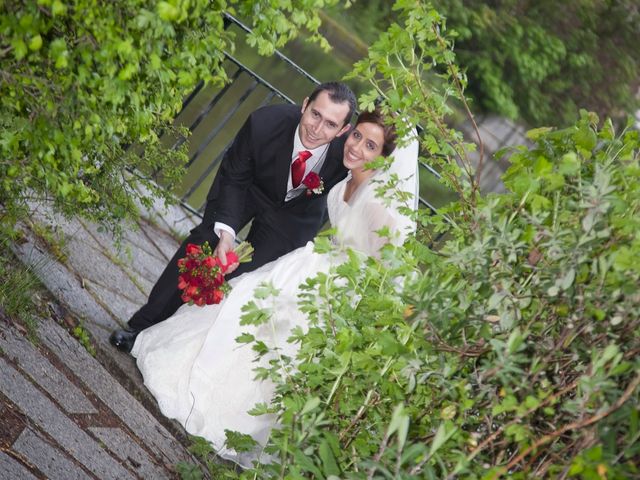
[[0, 0, 340, 233]]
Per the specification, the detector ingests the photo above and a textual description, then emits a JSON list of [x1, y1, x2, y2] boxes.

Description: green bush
[[0, 0, 340, 233], [209, 3, 640, 477], [234, 107, 639, 480], [329, 0, 640, 127], [432, 0, 640, 127]]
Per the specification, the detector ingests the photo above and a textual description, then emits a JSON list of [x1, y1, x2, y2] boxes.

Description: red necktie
[[291, 150, 312, 188]]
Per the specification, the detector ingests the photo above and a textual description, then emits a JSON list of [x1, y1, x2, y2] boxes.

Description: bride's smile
[[343, 122, 385, 173]]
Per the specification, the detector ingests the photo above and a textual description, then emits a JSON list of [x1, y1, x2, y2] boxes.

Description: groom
[[110, 81, 356, 352]]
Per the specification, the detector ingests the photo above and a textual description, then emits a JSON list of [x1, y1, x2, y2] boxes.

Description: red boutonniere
[[302, 172, 324, 196]]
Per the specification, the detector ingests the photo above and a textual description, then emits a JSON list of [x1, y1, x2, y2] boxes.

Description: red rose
[[204, 290, 220, 305], [212, 272, 224, 287], [177, 258, 186, 269], [185, 285, 199, 297], [186, 243, 202, 255], [213, 289, 224, 304], [202, 256, 218, 268], [194, 296, 205, 306], [177, 274, 189, 290], [302, 172, 321, 189], [186, 258, 199, 270]]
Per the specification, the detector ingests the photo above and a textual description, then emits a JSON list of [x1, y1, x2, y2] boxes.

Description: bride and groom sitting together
[[110, 81, 419, 466]]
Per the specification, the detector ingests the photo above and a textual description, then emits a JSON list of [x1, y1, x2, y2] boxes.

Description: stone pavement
[[1, 196, 210, 479]]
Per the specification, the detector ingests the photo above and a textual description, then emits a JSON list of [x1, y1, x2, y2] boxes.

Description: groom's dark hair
[[307, 82, 356, 126]]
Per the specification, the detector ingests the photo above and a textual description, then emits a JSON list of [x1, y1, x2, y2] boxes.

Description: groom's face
[[299, 91, 351, 150]]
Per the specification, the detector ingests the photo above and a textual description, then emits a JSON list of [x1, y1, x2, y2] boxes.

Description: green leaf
[[28, 35, 43, 51], [493, 395, 518, 415], [313, 233, 335, 254], [601, 344, 619, 363], [559, 268, 575, 290], [157, 1, 179, 21], [239, 300, 271, 326], [300, 396, 321, 415], [253, 281, 280, 299], [235, 332, 254, 344], [505, 423, 528, 442], [247, 402, 276, 416], [524, 395, 540, 410], [251, 340, 269, 355], [118, 64, 137, 81], [507, 327, 526, 354], [11, 38, 28, 60], [574, 124, 597, 152], [547, 285, 560, 297], [58, 182, 73, 198], [51, 0, 67, 16], [545, 172, 565, 191], [558, 152, 580, 176], [319, 439, 341, 476], [175, 462, 203, 480], [440, 404, 456, 420], [54, 50, 69, 69], [377, 330, 406, 355], [224, 430, 258, 453], [293, 449, 323, 477], [612, 247, 636, 272], [429, 421, 457, 457], [526, 127, 553, 141], [533, 157, 552, 177], [530, 193, 551, 212]]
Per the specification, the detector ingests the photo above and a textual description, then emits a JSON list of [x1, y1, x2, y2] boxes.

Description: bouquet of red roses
[[177, 241, 253, 306]]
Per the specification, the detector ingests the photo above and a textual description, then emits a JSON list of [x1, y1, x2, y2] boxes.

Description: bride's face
[[343, 122, 384, 172]]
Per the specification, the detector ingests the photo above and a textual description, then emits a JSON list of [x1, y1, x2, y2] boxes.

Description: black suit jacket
[[203, 103, 348, 272]]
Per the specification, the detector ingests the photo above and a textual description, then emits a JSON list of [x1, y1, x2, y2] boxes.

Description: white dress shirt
[[214, 126, 330, 240]]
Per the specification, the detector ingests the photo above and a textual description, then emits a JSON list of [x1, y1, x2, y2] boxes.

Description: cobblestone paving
[[1, 201, 204, 479]]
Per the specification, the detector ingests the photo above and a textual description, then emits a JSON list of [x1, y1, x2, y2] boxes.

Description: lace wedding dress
[[132, 139, 418, 467]]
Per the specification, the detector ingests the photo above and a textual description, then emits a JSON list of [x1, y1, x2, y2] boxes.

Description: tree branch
[[496, 373, 640, 477]]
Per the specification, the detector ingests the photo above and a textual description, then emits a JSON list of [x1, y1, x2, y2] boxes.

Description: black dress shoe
[[109, 328, 139, 353]]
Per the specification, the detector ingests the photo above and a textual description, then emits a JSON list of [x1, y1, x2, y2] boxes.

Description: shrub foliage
[[236, 99, 640, 479], [209, 2, 640, 478], [0, 0, 339, 231], [330, 0, 640, 127], [433, 0, 640, 127]]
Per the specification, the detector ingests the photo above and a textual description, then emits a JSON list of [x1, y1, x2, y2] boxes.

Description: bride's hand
[[214, 231, 239, 274]]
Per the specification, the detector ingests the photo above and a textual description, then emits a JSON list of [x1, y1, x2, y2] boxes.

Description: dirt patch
[[0, 394, 27, 445]]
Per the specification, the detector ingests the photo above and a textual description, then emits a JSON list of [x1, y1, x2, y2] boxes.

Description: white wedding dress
[[132, 139, 419, 467]]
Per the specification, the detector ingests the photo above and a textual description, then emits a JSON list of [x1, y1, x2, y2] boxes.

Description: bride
[[131, 108, 419, 467]]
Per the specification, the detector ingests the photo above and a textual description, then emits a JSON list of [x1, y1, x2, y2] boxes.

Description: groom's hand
[[214, 231, 239, 274]]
